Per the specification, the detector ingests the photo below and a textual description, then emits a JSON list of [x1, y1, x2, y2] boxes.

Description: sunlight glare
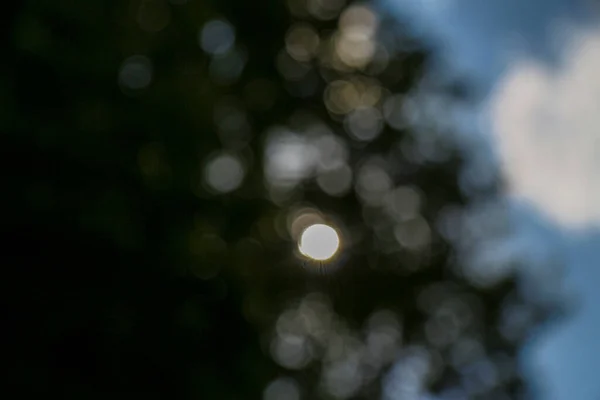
[[299, 223, 341, 261]]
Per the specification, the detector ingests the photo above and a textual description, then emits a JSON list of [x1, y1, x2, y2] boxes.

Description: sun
[[298, 223, 341, 261]]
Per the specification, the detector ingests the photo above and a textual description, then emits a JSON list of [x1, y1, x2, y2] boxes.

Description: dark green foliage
[[3, 1, 543, 399]]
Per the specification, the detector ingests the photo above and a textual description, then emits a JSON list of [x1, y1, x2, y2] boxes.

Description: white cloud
[[489, 27, 600, 229]]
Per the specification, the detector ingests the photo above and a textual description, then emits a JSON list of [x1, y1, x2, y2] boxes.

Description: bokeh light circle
[[204, 153, 245, 193], [298, 223, 340, 261]]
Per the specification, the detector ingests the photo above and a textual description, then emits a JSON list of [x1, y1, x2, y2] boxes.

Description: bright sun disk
[[298, 223, 340, 261]]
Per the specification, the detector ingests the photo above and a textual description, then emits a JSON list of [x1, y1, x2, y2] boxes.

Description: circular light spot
[[317, 164, 352, 196], [355, 162, 391, 206], [307, 0, 346, 21], [204, 153, 245, 193], [285, 23, 320, 62], [209, 47, 247, 85], [200, 19, 235, 55], [298, 223, 340, 261], [344, 106, 383, 142], [394, 216, 431, 250], [119, 55, 153, 90], [270, 334, 312, 369], [263, 377, 301, 400]]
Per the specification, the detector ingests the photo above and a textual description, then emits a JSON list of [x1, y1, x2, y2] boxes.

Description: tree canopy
[[5, 1, 552, 399]]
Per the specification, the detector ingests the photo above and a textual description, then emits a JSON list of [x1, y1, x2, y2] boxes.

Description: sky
[[381, 0, 600, 399]]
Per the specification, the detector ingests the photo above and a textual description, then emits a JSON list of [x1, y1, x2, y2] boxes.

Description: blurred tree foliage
[[4, 0, 551, 399]]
